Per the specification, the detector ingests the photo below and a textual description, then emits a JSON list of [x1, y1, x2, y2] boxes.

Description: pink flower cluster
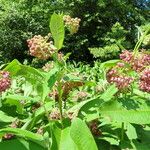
[[0, 71, 11, 93], [27, 34, 57, 60], [107, 69, 133, 90], [120, 50, 133, 62], [120, 50, 150, 72], [106, 50, 150, 93], [139, 68, 150, 93]]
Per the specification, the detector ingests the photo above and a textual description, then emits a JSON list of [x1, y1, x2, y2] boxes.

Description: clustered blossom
[[106, 50, 150, 92], [107, 69, 133, 90], [37, 127, 44, 135], [120, 50, 150, 72], [63, 15, 81, 34], [27, 34, 57, 60], [42, 61, 54, 72], [73, 91, 88, 102], [139, 68, 150, 93], [49, 108, 61, 120], [120, 50, 133, 62], [0, 71, 11, 93]]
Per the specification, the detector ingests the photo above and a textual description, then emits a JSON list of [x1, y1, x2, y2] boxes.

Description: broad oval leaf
[[70, 118, 98, 150], [50, 13, 65, 50]]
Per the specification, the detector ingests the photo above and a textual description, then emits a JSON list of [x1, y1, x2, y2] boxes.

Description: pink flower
[[139, 68, 150, 93], [27, 34, 57, 60], [120, 50, 133, 62], [0, 71, 11, 93]]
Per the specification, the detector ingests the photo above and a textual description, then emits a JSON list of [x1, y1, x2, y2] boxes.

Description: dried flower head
[[89, 120, 102, 136]]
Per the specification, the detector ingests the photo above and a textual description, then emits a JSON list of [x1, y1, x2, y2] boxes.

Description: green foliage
[[0, 3, 150, 149], [62, 0, 149, 61], [89, 22, 130, 60], [0, 0, 53, 63], [0, 139, 46, 150]]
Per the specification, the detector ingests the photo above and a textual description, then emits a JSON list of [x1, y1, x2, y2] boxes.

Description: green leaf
[[51, 123, 77, 150], [0, 110, 16, 122], [70, 118, 98, 150], [78, 97, 103, 121], [4, 60, 49, 100], [0, 128, 46, 148], [4, 98, 23, 114], [99, 100, 150, 124], [100, 59, 120, 69], [133, 89, 150, 99], [3, 59, 22, 76], [126, 123, 137, 140], [22, 101, 53, 130], [77, 85, 118, 121], [4, 94, 40, 103], [0, 138, 46, 150], [50, 13, 65, 50], [100, 84, 118, 101], [4, 60, 46, 84], [100, 136, 119, 145]]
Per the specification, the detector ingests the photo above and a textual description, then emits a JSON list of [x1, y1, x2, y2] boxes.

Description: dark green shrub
[[61, 0, 149, 61], [0, 0, 53, 63]]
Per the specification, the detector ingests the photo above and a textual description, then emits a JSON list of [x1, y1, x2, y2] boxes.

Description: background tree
[[0, 0, 149, 64]]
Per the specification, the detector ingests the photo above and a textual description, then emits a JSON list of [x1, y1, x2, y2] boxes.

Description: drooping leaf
[[133, 89, 150, 100], [100, 59, 120, 70], [4, 98, 23, 114]]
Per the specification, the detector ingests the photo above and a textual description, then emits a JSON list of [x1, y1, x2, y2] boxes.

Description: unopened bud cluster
[[42, 61, 54, 72], [74, 91, 88, 101], [63, 15, 81, 34], [49, 108, 61, 120], [139, 68, 150, 93], [27, 34, 57, 60], [0, 71, 11, 93]]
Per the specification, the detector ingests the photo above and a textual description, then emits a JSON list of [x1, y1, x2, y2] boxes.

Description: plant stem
[[121, 122, 124, 142], [57, 81, 64, 126], [133, 28, 150, 56]]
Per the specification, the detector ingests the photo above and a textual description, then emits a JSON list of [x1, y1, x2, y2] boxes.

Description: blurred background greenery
[[0, 0, 149, 64]]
